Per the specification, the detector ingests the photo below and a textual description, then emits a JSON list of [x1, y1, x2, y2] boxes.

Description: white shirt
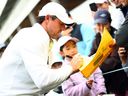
[[108, 5, 125, 30], [0, 23, 72, 96]]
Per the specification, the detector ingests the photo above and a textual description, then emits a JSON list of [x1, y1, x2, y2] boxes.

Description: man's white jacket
[[0, 23, 72, 96]]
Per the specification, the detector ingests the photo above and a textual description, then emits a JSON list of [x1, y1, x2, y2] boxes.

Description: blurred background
[[0, 0, 93, 44]]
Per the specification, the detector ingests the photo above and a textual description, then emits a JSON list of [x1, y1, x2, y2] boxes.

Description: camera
[[89, 3, 97, 12]]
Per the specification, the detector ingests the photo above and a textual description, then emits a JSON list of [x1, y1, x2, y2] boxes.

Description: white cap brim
[[38, 2, 74, 24]]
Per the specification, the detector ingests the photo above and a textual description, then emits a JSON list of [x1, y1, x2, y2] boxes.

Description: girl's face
[[95, 22, 110, 34], [61, 40, 78, 58]]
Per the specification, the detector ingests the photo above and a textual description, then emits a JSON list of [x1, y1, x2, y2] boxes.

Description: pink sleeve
[[62, 77, 90, 96], [93, 68, 107, 94]]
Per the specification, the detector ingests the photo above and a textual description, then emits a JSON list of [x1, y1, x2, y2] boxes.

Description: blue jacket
[[77, 24, 96, 56]]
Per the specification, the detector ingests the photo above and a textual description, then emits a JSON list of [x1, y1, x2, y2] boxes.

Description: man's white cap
[[38, 2, 74, 24], [57, 36, 79, 51], [94, 0, 108, 4]]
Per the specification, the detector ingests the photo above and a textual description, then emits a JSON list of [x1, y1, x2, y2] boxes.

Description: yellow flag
[[80, 27, 115, 78]]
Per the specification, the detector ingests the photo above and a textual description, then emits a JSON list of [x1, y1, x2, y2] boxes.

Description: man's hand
[[61, 27, 73, 36]]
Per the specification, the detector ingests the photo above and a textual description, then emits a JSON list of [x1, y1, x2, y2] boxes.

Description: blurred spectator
[[118, 47, 128, 77], [90, 0, 125, 30], [111, 0, 128, 17], [61, 12, 96, 56], [57, 36, 106, 96], [89, 9, 128, 95], [111, 1, 128, 89], [112, 0, 128, 50], [116, 4, 128, 17]]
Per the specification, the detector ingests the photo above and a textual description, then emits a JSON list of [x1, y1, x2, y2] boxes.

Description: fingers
[[118, 47, 127, 64], [86, 79, 93, 88], [61, 27, 73, 36], [118, 47, 127, 56], [70, 54, 83, 72]]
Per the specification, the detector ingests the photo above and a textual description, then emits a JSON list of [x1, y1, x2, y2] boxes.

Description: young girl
[[57, 36, 106, 96]]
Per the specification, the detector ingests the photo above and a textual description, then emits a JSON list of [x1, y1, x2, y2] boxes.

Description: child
[[57, 36, 106, 96]]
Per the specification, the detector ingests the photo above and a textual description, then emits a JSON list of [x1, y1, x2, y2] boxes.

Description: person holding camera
[[112, 0, 128, 49], [118, 47, 128, 77]]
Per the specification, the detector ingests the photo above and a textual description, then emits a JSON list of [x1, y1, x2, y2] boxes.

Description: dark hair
[[37, 15, 57, 24], [89, 3, 97, 12], [37, 16, 45, 24], [51, 15, 57, 20], [60, 45, 64, 51], [67, 11, 71, 17], [108, 17, 112, 23]]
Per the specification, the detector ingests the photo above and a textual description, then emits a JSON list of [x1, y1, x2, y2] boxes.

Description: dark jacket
[[89, 26, 128, 94], [70, 23, 83, 41], [115, 7, 128, 49]]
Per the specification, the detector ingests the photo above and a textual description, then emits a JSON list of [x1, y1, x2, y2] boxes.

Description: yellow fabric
[[80, 27, 114, 78], [49, 39, 54, 52], [48, 39, 54, 66]]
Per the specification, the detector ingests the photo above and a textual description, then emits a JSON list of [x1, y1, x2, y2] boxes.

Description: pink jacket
[[62, 58, 106, 96]]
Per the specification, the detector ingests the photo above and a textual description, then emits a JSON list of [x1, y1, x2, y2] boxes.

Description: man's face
[[46, 16, 66, 40], [111, 0, 125, 6], [95, 23, 110, 34]]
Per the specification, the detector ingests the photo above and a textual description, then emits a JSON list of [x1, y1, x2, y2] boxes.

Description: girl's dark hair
[[60, 45, 64, 52]]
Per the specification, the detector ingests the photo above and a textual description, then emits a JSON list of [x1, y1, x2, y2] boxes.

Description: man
[[92, 0, 125, 30], [112, 0, 128, 48], [0, 2, 83, 96]]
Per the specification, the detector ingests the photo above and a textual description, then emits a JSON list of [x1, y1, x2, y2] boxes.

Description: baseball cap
[[38, 2, 74, 24], [57, 36, 79, 51], [94, 9, 111, 24], [94, 0, 108, 4]]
